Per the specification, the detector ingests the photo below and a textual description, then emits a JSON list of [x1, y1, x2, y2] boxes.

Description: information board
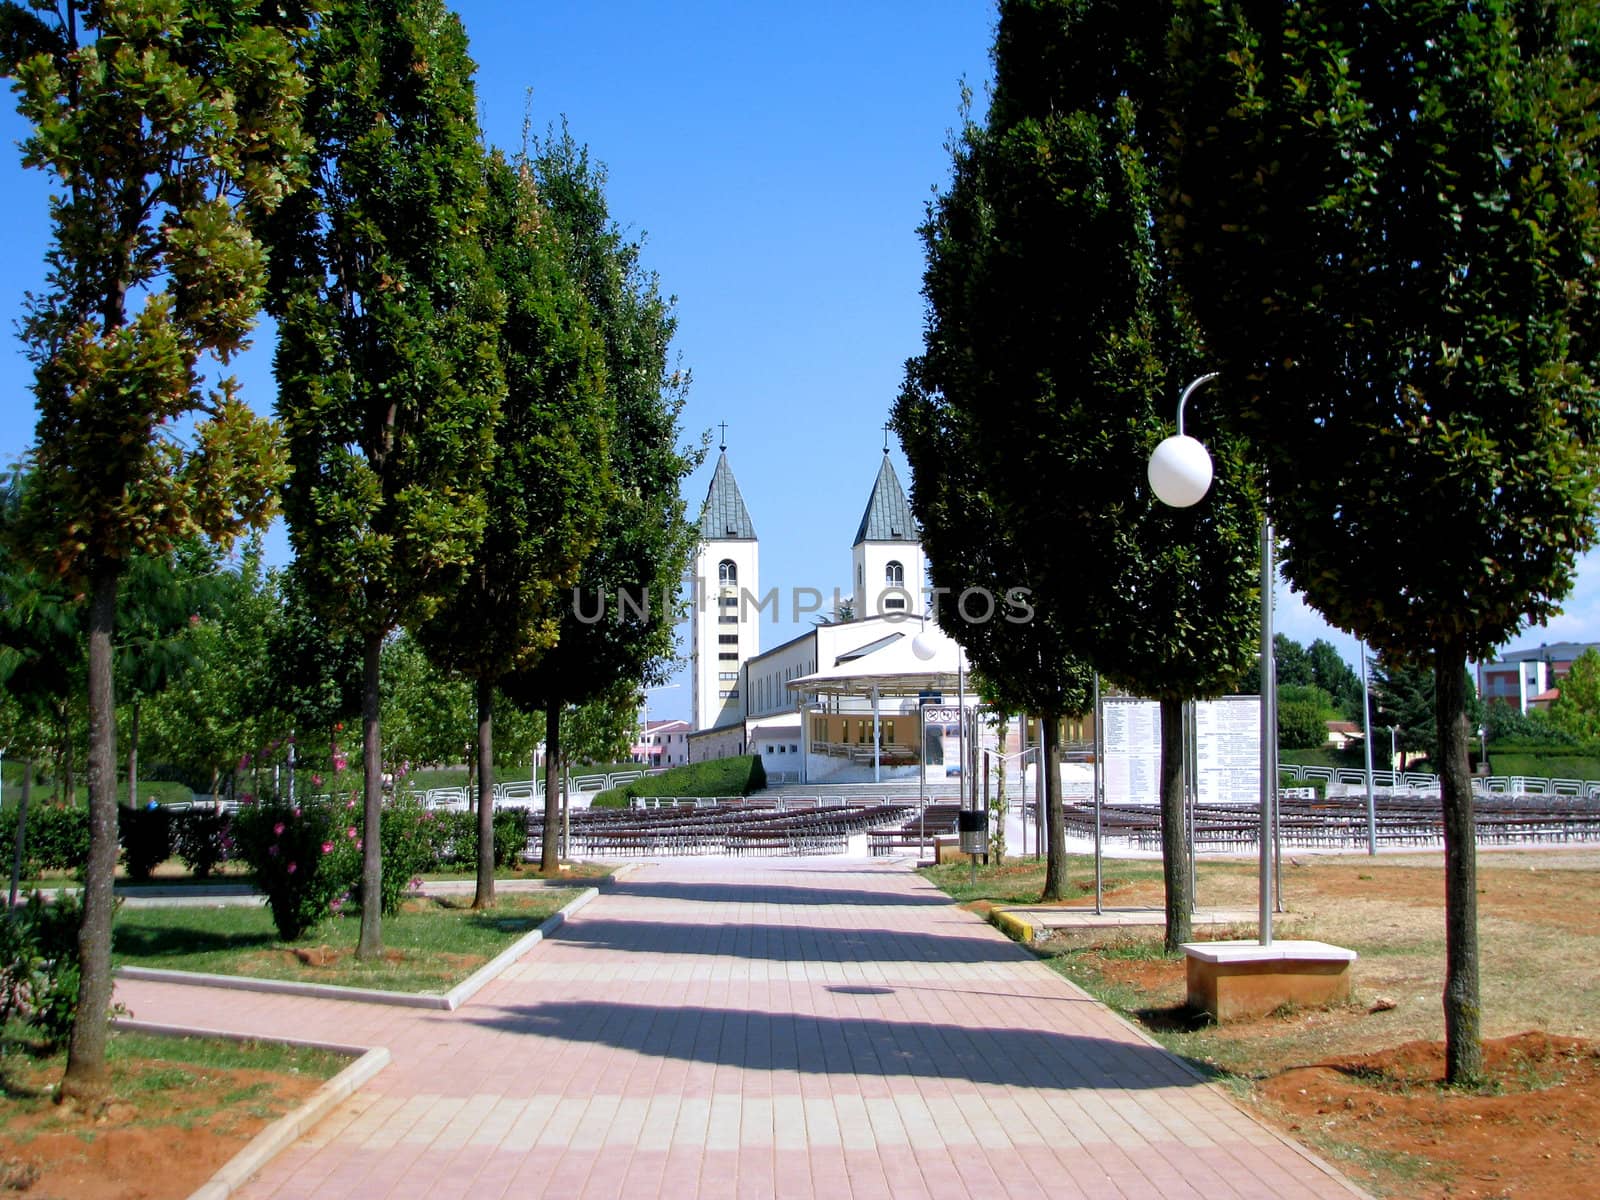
[[1101, 698, 1161, 805], [1194, 696, 1262, 807]]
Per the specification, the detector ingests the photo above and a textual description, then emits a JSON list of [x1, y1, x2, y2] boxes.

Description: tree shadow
[[461, 999, 1205, 1091], [609, 879, 947, 908], [111, 924, 278, 958], [554, 918, 1021, 964]]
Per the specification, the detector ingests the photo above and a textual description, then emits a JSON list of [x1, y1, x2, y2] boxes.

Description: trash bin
[[957, 809, 988, 855]]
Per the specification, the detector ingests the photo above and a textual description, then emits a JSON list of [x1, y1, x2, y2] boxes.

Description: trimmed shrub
[[117, 805, 172, 881], [172, 809, 232, 878], [0, 804, 91, 876], [1277, 700, 1330, 751], [594, 755, 767, 808], [0, 891, 84, 1047]]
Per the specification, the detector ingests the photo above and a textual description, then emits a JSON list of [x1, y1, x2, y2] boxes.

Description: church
[[685, 442, 971, 785]]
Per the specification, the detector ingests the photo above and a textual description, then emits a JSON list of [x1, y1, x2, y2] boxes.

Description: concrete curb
[[989, 908, 1036, 943], [114, 885, 599, 1011]]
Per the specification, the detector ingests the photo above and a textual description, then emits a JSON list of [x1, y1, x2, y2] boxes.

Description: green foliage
[[116, 805, 171, 882], [1276, 700, 1329, 751], [592, 756, 766, 807], [0, 892, 83, 1047], [373, 798, 432, 916], [1485, 699, 1572, 746], [1167, 0, 1600, 660], [381, 633, 473, 769], [895, 0, 1262, 704], [233, 800, 354, 941], [171, 809, 231, 879], [0, 803, 89, 876], [268, 0, 503, 644], [1549, 648, 1600, 740], [501, 126, 699, 717]]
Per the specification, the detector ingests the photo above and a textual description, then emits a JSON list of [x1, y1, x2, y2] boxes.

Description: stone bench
[[1183, 940, 1358, 1022]]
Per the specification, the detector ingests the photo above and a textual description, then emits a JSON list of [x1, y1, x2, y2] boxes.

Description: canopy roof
[[786, 623, 966, 698]]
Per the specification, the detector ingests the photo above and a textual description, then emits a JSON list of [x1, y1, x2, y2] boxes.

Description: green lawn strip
[[112, 890, 580, 994], [418, 860, 616, 883], [1, 1024, 346, 1135], [918, 856, 1170, 906]]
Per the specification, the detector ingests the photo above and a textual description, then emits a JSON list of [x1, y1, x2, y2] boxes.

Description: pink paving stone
[[114, 856, 1369, 1199]]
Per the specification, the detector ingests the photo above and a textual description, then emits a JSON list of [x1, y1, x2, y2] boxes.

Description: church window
[[886, 560, 904, 587], [719, 652, 738, 661], [884, 597, 906, 610], [719, 635, 738, 645], [719, 672, 737, 681], [719, 615, 737, 624], [719, 559, 737, 585], [719, 595, 738, 607]]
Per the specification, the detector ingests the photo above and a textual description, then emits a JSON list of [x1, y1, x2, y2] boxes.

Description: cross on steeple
[[882, 420, 892, 454], [718, 421, 728, 452]]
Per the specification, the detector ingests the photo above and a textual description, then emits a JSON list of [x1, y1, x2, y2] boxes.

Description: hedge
[[592, 755, 767, 808]]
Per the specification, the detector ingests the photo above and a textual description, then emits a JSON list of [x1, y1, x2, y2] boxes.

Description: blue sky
[[0, 0, 1591, 722]]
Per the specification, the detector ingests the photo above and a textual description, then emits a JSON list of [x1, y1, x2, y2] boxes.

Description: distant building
[[631, 718, 691, 767], [1477, 642, 1600, 713]]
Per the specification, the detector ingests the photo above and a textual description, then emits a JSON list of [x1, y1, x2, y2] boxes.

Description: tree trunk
[[62, 561, 120, 1106], [1158, 696, 1192, 953], [126, 699, 140, 809], [541, 706, 562, 874], [8, 758, 32, 909], [473, 676, 495, 909], [1040, 712, 1066, 900], [356, 631, 384, 960], [465, 744, 477, 813], [60, 704, 75, 806], [1436, 642, 1482, 1084]]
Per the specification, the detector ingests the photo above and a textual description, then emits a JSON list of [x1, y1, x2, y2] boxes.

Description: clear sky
[[0, 0, 1592, 722]]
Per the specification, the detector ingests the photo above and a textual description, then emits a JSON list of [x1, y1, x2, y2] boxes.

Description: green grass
[[0, 1023, 347, 1120], [919, 855, 1164, 905], [0, 777, 193, 807], [112, 890, 580, 993], [1484, 753, 1600, 781], [402, 761, 640, 792]]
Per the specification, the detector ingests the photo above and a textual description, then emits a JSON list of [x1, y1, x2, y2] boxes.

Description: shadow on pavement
[[607, 879, 948, 908], [554, 918, 1022, 964], [462, 999, 1199, 1091]]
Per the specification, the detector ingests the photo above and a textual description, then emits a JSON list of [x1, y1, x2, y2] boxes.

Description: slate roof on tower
[[698, 452, 757, 541], [853, 456, 918, 546]]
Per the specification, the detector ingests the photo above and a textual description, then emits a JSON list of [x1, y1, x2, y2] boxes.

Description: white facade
[[852, 540, 926, 620], [691, 451, 762, 732]]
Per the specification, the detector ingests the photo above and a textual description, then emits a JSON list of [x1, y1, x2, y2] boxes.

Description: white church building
[[686, 444, 972, 784]]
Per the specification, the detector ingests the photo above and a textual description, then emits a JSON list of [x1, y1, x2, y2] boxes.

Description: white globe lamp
[[911, 630, 938, 661], [1147, 434, 1214, 508]]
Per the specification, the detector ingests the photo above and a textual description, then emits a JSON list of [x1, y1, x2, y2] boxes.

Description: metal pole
[[1258, 519, 1275, 946], [919, 703, 927, 863], [1093, 675, 1103, 914], [1360, 639, 1378, 855], [872, 686, 881, 784], [1187, 700, 1198, 915]]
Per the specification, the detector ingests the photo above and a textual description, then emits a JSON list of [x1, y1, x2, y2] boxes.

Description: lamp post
[[1148, 371, 1277, 946]]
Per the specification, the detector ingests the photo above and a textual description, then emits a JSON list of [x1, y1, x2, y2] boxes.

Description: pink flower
[[273, 822, 285, 836], [293, 807, 302, 818], [347, 826, 358, 839], [311, 773, 323, 787], [287, 861, 297, 874], [333, 756, 348, 771], [321, 841, 334, 855], [410, 877, 422, 890]]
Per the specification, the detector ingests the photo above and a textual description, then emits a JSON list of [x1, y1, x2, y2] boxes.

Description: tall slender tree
[[1166, 0, 1600, 1080], [501, 128, 699, 875], [0, 0, 312, 1101], [898, 0, 1261, 946], [267, 0, 503, 957], [415, 148, 612, 906]]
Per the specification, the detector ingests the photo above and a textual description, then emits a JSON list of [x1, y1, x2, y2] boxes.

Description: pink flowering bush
[[233, 800, 354, 940]]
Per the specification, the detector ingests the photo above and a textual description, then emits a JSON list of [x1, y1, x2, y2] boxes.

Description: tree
[[1549, 648, 1600, 741], [1307, 638, 1363, 720], [414, 148, 612, 907], [896, 0, 1261, 945], [1167, 0, 1600, 1080], [0, 0, 312, 1101], [501, 127, 698, 875], [1371, 652, 1436, 771], [116, 540, 226, 807], [895, 361, 1095, 902], [267, 0, 503, 957]]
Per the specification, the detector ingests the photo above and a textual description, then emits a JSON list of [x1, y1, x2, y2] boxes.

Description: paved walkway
[[114, 858, 1364, 1199]]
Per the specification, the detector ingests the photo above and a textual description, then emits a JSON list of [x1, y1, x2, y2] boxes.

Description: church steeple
[[699, 452, 757, 541], [852, 455, 917, 547], [692, 442, 759, 731], [850, 452, 924, 620]]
